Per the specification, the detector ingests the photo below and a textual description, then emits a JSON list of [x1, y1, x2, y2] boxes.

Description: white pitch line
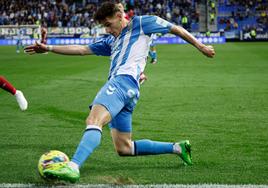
[[0, 184, 268, 188]]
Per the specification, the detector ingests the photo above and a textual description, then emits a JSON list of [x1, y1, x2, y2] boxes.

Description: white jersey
[[89, 15, 173, 84]]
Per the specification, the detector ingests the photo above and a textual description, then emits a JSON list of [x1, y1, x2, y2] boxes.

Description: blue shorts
[[91, 75, 139, 133]]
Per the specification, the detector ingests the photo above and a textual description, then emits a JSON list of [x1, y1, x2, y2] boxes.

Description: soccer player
[[15, 28, 24, 53], [24, 2, 215, 183], [0, 76, 28, 111], [149, 33, 158, 64], [41, 27, 48, 44]]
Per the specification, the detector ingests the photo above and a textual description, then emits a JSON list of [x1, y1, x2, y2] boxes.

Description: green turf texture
[[0, 42, 267, 184]]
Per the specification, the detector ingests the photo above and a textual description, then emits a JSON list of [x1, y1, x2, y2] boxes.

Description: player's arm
[[142, 15, 215, 58], [48, 44, 93, 55], [170, 25, 215, 58], [24, 42, 93, 55]]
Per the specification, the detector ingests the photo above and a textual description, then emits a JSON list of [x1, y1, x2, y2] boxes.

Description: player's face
[[103, 12, 124, 37]]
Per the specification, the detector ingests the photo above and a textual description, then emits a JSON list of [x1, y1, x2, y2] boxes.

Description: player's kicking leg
[[43, 105, 111, 183], [0, 76, 28, 111], [42, 162, 79, 183]]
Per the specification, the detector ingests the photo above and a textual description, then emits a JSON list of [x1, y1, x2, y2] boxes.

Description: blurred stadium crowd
[[0, 0, 199, 30], [0, 0, 267, 33], [218, 0, 268, 33]]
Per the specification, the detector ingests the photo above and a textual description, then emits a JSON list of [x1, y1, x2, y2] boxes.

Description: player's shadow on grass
[[84, 156, 184, 173], [99, 176, 136, 185]]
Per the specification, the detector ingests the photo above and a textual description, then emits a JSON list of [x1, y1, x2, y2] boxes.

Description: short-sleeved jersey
[[89, 15, 173, 84]]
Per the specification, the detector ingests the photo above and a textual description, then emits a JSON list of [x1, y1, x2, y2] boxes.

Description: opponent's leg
[[0, 76, 16, 95], [0, 76, 28, 111], [15, 90, 28, 111]]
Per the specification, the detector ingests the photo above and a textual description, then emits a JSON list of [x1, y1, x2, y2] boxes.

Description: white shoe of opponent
[[15, 90, 28, 111]]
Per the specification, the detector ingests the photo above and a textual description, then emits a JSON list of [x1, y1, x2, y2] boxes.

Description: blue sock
[[134, 139, 173, 155], [71, 125, 102, 167]]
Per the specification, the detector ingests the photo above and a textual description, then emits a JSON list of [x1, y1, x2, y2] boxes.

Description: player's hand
[[24, 41, 48, 55], [139, 72, 148, 85], [200, 45, 215, 58]]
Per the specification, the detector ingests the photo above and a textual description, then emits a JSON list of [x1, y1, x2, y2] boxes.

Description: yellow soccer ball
[[38, 150, 69, 177]]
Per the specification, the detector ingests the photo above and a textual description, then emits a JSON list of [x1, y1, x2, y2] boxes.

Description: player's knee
[[114, 143, 132, 156], [85, 116, 95, 125], [116, 149, 126, 156], [85, 116, 104, 127], [85, 105, 111, 126], [116, 147, 131, 156]]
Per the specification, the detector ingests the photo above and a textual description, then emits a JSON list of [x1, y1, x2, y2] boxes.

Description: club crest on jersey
[[106, 85, 116, 95]]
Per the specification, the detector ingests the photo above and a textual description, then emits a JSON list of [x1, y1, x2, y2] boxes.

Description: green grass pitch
[[0, 42, 267, 185]]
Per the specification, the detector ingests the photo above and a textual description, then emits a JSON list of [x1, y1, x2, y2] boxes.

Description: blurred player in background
[[0, 76, 28, 111], [92, 23, 100, 43], [41, 27, 48, 44], [149, 33, 159, 64], [15, 28, 24, 53], [25, 2, 215, 183]]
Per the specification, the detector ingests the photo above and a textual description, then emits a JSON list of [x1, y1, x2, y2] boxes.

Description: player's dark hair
[[94, 2, 121, 23]]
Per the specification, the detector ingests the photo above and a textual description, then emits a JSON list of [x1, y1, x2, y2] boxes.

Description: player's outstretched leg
[[111, 126, 192, 165], [133, 139, 192, 165], [15, 90, 28, 111]]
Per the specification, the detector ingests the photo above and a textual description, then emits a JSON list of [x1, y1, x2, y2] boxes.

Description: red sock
[[0, 76, 17, 95]]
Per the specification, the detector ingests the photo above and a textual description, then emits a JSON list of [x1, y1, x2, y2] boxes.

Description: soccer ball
[[38, 150, 69, 178]]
